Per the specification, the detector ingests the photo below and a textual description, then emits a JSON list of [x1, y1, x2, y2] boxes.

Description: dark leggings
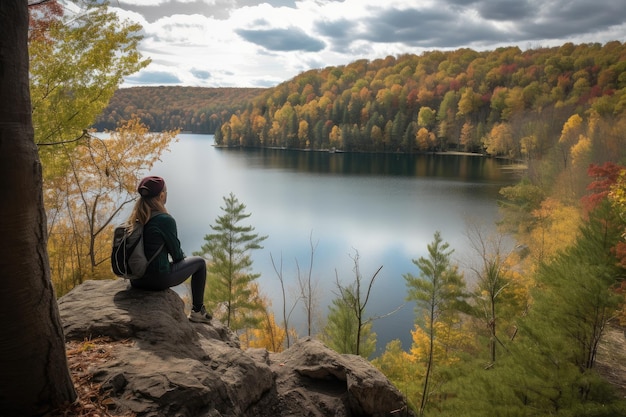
[[130, 256, 207, 308]]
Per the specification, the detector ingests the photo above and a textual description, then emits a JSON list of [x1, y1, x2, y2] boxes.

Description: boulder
[[58, 279, 415, 417]]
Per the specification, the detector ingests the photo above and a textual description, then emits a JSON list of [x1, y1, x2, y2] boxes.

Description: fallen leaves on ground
[[43, 338, 135, 417]]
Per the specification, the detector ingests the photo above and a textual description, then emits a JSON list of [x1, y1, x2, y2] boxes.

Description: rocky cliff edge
[[57, 279, 415, 417]]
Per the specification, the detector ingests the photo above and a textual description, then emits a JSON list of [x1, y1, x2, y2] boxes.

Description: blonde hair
[[127, 195, 167, 228]]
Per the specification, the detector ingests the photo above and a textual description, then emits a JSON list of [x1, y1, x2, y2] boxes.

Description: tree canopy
[[93, 86, 265, 134], [211, 42, 626, 157]]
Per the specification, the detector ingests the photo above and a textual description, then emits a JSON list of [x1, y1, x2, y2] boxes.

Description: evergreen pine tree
[[404, 231, 467, 416], [195, 193, 267, 330]]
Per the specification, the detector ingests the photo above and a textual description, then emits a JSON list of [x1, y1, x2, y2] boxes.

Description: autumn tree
[[483, 122, 515, 157], [46, 119, 176, 295], [28, 0, 152, 295], [415, 127, 436, 152], [527, 198, 581, 264], [0, 1, 75, 414], [298, 119, 310, 148], [30, 0, 148, 153], [372, 340, 420, 410], [196, 193, 267, 330], [237, 284, 288, 352], [459, 121, 477, 152], [371, 124, 384, 151], [404, 231, 467, 416], [407, 316, 471, 383], [457, 87, 481, 118], [497, 201, 626, 415], [558, 114, 584, 168]]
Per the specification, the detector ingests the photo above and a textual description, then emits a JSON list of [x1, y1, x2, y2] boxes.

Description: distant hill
[[92, 86, 266, 133], [214, 41, 626, 160], [94, 42, 626, 164]]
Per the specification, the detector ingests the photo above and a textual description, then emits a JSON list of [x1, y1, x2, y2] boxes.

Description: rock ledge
[[58, 279, 415, 417]]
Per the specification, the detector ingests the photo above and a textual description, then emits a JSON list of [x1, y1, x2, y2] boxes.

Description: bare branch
[[28, 0, 54, 6], [361, 264, 383, 310], [363, 302, 405, 325], [37, 129, 89, 147]]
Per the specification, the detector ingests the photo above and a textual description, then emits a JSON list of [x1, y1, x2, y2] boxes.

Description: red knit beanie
[[137, 176, 165, 198]]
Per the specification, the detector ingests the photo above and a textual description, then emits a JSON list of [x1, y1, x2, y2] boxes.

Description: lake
[[148, 134, 519, 355]]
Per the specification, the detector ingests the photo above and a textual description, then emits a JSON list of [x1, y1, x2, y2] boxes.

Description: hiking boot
[[189, 305, 212, 323]]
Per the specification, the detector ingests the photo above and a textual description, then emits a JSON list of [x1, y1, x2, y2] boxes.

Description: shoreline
[[212, 144, 528, 170]]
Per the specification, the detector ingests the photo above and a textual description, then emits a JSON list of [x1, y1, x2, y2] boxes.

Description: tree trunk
[[0, 2, 76, 415], [419, 304, 435, 417]]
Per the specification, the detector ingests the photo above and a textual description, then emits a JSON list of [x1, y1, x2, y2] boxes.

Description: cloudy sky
[[105, 0, 626, 88]]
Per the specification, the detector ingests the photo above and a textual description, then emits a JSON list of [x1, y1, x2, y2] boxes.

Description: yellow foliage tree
[[372, 340, 420, 411], [520, 134, 538, 161], [241, 310, 289, 352], [502, 86, 525, 120], [228, 114, 243, 145], [483, 122, 514, 157], [371, 125, 383, 150], [298, 119, 309, 148], [268, 120, 281, 147], [457, 88, 479, 117], [558, 114, 583, 168], [459, 121, 475, 151], [408, 316, 470, 368], [415, 127, 436, 151], [252, 114, 267, 145], [46, 119, 176, 295], [329, 125, 342, 149], [238, 284, 290, 352], [562, 134, 594, 199], [373, 339, 415, 380], [526, 198, 581, 266]]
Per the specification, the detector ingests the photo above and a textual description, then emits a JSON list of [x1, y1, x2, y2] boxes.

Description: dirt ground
[[43, 338, 135, 417]]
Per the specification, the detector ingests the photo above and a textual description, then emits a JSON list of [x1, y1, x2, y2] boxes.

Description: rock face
[[58, 279, 415, 417]]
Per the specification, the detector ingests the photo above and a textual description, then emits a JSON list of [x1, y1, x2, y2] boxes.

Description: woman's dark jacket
[[143, 212, 185, 276]]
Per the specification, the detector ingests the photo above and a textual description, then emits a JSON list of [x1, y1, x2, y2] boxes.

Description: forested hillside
[[93, 42, 626, 165], [216, 42, 626, 161], [93, 86, 265, 133]]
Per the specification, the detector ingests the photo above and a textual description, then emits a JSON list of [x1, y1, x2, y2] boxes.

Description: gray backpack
[[111, 221, 163, 279]]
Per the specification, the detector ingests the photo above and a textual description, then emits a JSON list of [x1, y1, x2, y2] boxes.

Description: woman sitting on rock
[[126, 175, 212, 323]]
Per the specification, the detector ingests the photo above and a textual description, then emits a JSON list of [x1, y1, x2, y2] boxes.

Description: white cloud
[[109, 6, 149, 29], [102, 0, 626, 87]]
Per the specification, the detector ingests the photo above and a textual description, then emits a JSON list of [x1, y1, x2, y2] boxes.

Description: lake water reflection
[[149, 134, 519, 355]]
